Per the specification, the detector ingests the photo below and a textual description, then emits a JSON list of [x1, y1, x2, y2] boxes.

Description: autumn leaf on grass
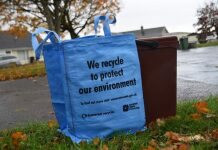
[[164, 131, 180, 142], [197, 107, 210, 114], [149, 139, 159, 148], [194, 101, 207, 108], [211, 129, 218, 139], [0, 137, 4, 142], [164, 131, 205, 143], [194, 101, 210, 114], [179, 134, 205, 143], [11, 131, 27, 148], [48, 119, 58, 128], [102, 144, 109, 150], [141, 145, 156, 150], [93, 137, 100, 145], [11, 132, 27, 141], [190, 113, 201, 120], [161, 145, 177, 150], [178, 144, 189, 150], [205, 113, 217, 118]]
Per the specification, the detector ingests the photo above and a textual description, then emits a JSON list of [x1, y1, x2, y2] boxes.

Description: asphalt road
[[177, 46, 218, 100], [0, 46, 218, 130], [0, 77, 54, 130]]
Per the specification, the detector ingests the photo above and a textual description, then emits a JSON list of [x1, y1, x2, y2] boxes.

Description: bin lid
[[136, 36, 179, 50]]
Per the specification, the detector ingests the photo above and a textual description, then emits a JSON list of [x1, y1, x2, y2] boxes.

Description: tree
[[194, 0, 218, 42], [0, 0, 121, 38]]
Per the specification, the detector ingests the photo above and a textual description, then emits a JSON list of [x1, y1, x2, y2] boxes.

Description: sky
[[110, 0, 212, 33]]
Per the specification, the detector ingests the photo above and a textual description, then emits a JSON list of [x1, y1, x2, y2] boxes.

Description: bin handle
[[135, 40, 159, 48]]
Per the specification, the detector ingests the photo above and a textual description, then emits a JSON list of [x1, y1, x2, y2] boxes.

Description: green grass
[[0, 62, 46, 81], [197, 41, 218, 48], [0, 96, 218, 150]]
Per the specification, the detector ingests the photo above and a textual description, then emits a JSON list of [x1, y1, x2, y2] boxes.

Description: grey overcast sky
[[110, 0, 212, 33]]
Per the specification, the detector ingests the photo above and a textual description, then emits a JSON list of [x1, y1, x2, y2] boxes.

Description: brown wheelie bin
[[136, 36, 179, 124]]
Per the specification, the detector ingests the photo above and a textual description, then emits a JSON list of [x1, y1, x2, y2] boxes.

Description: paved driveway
[[177, 46, 218, 100], [0, 46, 218, 130]]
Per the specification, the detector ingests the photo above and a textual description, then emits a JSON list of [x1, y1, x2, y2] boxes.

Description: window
[[6, 51, 11, 54], [2, 56, 16, 60]]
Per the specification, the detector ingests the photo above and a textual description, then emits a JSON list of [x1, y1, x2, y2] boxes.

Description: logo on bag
[[123, 103, 140, 112], [123, 105, 129, 112]]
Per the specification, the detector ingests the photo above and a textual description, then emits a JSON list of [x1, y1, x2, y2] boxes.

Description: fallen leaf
[[187, 134, 205, 141], [149, 139, 159, 148], [190, 113, 201, 120], [0, 137, 4, 142], [48, 119, 58, 128], [156, 118, 165, 126], [206, 113, 216, 118], [197, 107, 210, 114], [12, 140, 19, 148], [211, 129, 218, 139], [194, 101, 210, 114], [164, 131, 180, 142], [178, 144, 189, 150], [176, 134, 204, 143], [11, 132, 27, 141], [93, 137, 100, 145], [160, 146, 175, 150], [194, 101, 207, 108], [165, 131, 205, 143], [103, 144, 109, 150], [11, 131, 27, 148], [142, 145, 156, 150]]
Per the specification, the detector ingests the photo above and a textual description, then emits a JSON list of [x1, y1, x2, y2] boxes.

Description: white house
[[0, 31, 35, 64]]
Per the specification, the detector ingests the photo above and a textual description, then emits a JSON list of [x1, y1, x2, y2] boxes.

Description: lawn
[[196, 41, 218, 48], [0, 62, 46, 81], [0, 97, 218, 150]]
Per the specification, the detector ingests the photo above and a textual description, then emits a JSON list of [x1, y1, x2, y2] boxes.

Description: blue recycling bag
[[32, 14, 146, 143]]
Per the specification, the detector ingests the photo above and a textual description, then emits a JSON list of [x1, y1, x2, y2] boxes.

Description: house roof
[[114, 26, 169, 39], [0, 31, 32, 50]]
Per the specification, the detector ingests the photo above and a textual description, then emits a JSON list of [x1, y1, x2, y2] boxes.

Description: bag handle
[[94, 13, 116, 36], [31, 27, 61, 60]]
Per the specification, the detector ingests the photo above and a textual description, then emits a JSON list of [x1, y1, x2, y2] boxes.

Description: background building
[[114, 26, 169, 39], [0, 31, 35, 64]]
